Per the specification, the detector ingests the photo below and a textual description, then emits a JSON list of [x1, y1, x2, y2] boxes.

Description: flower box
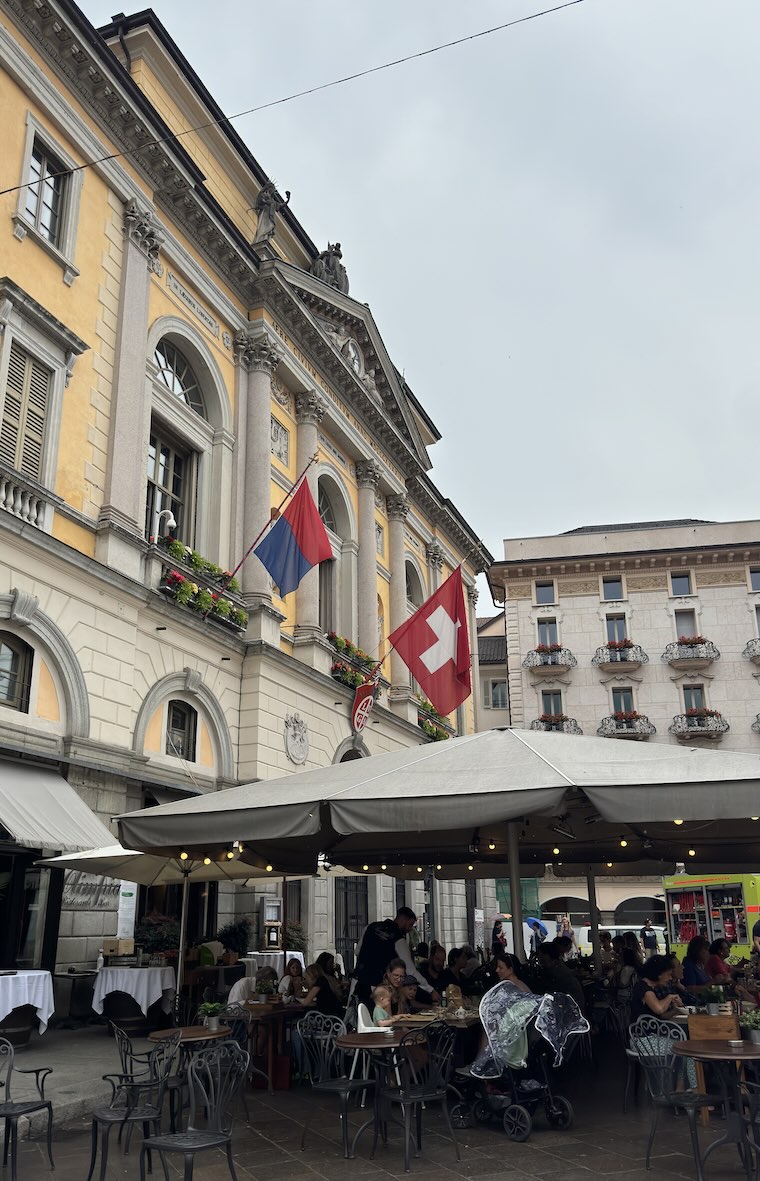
[[160, 570, 248, 631]]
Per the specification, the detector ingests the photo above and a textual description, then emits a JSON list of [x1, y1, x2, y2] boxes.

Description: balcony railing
[[661, 639, 720, 671], [597, 714, 656, 740], [669, 712, 729, 742], [154, 544, 248, 632], [0, 464, 54, 529], [591, 643, 649, 671], [530, 716, 583, 735], [522, 647, 577, 677], [743, 638, 760, 666]]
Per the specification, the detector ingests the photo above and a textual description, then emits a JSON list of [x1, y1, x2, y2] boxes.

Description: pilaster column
[[294, 390, 327, 637], [426, 541, 445, 592], [356, 460, 381, 655], [234, 329, 282, 603], [387, 493, 411, 694], [467, 582, 482, 733], [96, 199, 165, 578]]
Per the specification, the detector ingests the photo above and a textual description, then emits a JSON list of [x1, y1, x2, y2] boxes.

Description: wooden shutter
[[1, 342, 50, 479]]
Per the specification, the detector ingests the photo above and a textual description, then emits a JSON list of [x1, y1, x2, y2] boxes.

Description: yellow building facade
[[0, 1, 491, 971]]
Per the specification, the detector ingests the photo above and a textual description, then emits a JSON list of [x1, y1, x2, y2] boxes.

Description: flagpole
[[221, 452, 319, 590]]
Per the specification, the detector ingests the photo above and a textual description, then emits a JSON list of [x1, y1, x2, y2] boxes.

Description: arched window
[[0, 632, 32, 713], [405, 561, 425, 611], [165, 699, 197, 761], [153, 340, 206, 418], [318, 479, 341, 633], [318, 484, 337, 533]]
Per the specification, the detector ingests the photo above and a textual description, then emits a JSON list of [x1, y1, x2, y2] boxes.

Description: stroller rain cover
[[471, 980, 590, 1077]]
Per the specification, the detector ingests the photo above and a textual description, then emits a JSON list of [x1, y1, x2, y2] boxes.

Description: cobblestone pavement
[[7, 1035, 753, 1180]]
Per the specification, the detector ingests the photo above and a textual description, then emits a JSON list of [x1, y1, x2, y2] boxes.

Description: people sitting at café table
[[682, 935, 712, 991], [599, 930, 616, 967], [372, 984, 399, 1027], [278, 957, 313, 1003], [382, 958, 411, 1015], [493, 952, 531, 993], [460, 944, 481, 978], [656, 954, 698, 1008], [228, 966, 282, 1005], [630, 955, 683, 1021], [303, 953, 345, 1017], [398, 974, 432, 1012], [537, 941, 585, 1011], [420, 941, 448, 993]]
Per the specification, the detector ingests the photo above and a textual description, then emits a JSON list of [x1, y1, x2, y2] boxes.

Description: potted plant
[[215, 918, 252, 964], [739, 1009, 760, 1044], [256, 977, 276, 1003], [703, 985, 724, 1015], [198, 1001, 225, 1032]]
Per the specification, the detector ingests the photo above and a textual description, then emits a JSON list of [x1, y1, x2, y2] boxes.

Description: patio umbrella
[[117, 728, 760, 875]]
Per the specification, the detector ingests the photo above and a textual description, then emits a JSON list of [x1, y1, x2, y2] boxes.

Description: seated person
[[460, 945, 480, 978], [537, 942, 585, 1011], [414, 942, 429, 964], [227, 975, 257, 1005], [630, 955, 683, 1021], [493, 952, 531, 993], [382, 958, 409, 1014], [372, 984, 398, 1027], [657, 954, 698, 1007], [278, 958, 313, 1003], [682, 936, 711, 992], [399, 974, 431, 1012], [419, 942, 448, 992], [304, 959, 344, 1017]]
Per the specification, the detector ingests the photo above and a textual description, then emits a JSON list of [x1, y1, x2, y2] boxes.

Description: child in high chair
[[372, 984, 397, 1027]]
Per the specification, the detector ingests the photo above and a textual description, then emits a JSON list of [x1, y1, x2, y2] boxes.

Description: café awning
[[0, 759, 114, 853]]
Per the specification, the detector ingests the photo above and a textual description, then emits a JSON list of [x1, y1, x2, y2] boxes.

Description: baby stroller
[[450, 982, 588, 1141]]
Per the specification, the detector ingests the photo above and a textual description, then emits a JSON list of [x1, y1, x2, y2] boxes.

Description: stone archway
[[332, 735, 370, 763]]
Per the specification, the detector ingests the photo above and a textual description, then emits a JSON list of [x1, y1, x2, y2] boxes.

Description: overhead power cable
[[0, 0, 587, 198]]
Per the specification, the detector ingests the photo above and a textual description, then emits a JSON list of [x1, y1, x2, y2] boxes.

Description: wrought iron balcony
[[522, 647, 577, 677], [743, 638, 760, 666], [661, 639, 720, 671], [669, 712, 729, 742], [591, 643, 649, 672], [597, 714, 656, 740], [530, 716, 583, 735]]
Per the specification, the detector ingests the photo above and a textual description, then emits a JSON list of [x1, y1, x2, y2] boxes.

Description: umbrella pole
[[586, 868, 602, 968], [176, 869, 190, 1002], [507, 822, 525, 960], [281, 875, 288, 967]]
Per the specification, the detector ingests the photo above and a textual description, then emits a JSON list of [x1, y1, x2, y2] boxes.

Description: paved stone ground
[[6, 1033, 755, 1180]]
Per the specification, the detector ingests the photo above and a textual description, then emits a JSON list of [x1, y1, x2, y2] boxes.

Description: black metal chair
[[138, 1041, 249, 1181], [87, 1031, 181, 1181], [0, 1037, 54, 1181], [298, 1011, 374, 1158], [628, 1016, 713, 1178], [372, 1022, 460, 1173], [107, 1023, 154, 1145]]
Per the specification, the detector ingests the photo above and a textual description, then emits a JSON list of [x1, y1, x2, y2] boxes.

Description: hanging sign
[[351, 679, 379, 733]]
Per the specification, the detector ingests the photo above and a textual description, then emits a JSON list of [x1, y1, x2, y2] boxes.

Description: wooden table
[[148, 1024, 231, 1044], [243, 1004, 289, 1091], [673, 1039, 760, 1177]]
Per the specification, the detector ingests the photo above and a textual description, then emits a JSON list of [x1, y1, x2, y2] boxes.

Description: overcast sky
[[83, 0, 760, 589]]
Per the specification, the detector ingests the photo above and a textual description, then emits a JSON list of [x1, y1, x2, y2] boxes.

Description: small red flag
[[388, 566, 471, 717]]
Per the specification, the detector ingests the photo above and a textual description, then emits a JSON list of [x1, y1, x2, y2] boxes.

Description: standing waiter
[[352, 906, 440, 1004]]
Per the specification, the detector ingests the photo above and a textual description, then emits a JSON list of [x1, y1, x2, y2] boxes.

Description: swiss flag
[[388, 566, 471, 717]]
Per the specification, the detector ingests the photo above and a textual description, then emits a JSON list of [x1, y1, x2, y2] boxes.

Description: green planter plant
[[216, 917, 252, 958], [197, 1001, 225, 1031]]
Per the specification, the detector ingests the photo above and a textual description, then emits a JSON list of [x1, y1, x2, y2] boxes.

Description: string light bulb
[[265, 864, 273, 872], [179, 851, 189, 861], [226, 850, 235, 860], [416, 866, 423, 873], [488, 841, 496, 851], [380, 864, 387, 871], [362, 864, 369, 872], [203, 856, 211, 866], [435, 864, 442, 871], [467, 864, 474, 872], [620, 839, 628, 848], [606, 862, 613, 868], [753, 818, 760, 822], [552, 847, 560, 856], [688, 848, 696, 857], [673, 819, 683, 826]]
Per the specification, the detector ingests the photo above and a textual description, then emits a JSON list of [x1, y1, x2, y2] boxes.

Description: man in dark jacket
[[353, 907, 435, 1003]]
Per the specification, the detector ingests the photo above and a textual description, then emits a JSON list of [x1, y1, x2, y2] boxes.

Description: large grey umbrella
[[117, 728, 760, 875]]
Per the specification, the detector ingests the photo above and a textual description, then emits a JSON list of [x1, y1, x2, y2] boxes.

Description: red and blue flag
[[253, 479, 333, 597]]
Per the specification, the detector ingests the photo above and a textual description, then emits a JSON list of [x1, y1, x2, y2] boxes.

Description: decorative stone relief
[[183, 667, 203, 694], [467, 585, 479, 608], [375, 523, 385, 555], [356, 459, 381, 489], [295, 389, 327, 426], [123, 198, 164, 274], [309, 242, 349, 294], [233, 331, 282, 375], [695, 568, 745, 588], [426, 542, 445, 572], [507, 581, 532, 599], [271, 376, 291, 410], [624, 573, 669, 591], [271, 416, 290, 464], [284, 712, 309, 764], [557, 578, 599, 595], [386, 494, 409, 523], [10, 588, 39, 626]]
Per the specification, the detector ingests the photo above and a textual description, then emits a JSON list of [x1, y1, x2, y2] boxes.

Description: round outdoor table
[[336, 1030, 409, 1158], [672, 1039, 760, 1179], [148, 1024, 232, 1044]]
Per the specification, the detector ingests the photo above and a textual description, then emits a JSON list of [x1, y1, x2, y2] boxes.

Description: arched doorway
[[614, 896, 665, 930], [541, 895, 590, 932]]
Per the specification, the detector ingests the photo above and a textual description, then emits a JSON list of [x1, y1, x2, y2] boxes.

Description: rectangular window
[[537, 618, 558, 647], [541, 690, 562, 716], [683, 684, 705, 712], [674, 608, 697, 639], [489, 680, 508, 710], [606, 615, 627, 643], [750, 568, 760, 592], [145, 428, 193, 543], [671, 571, 692, 596], [602, 576, 623, 601], [612, 687, 634, 714], [166, 701, 197, 760], [0, 341, 51, 480], [24, 140, 66, 246], [535, 580, 555, 605]]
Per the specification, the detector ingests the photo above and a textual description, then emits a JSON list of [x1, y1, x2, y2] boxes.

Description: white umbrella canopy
[[36, 845, 282, 885], [116, 728, 760, 875]]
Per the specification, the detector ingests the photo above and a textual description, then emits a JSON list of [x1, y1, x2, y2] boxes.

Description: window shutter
[[1, 342, 50, 479]]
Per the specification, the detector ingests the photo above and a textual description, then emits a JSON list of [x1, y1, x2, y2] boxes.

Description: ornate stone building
[[0, 1, 491, 972]]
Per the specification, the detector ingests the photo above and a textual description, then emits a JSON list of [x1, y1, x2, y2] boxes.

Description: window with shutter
[[1, 342, 50, 480]]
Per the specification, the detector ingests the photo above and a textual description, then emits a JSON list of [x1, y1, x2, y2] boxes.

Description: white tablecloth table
[[241, 951, 305, 978], [92, 966, 176, 1016], [0, 970, 54, 1034]]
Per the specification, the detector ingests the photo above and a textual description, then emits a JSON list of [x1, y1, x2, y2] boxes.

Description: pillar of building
[[467, 582, 482, 733], [387, 492, 417, 722], [292, 390, 331, 672], [233, 328, 284, 644], [96, 199, 164, 579], [356, 460, 381, 657]]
